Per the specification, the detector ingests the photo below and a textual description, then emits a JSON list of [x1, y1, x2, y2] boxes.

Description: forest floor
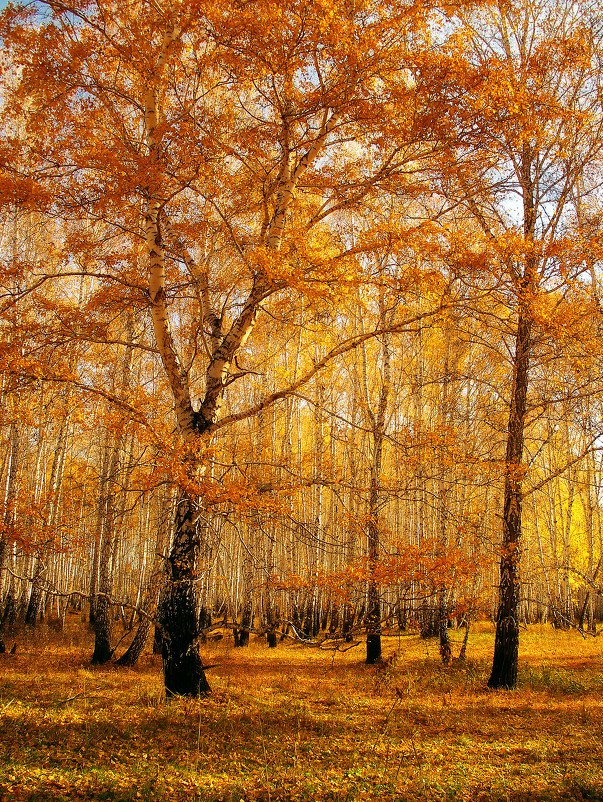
[[0, 621, 603, 801]]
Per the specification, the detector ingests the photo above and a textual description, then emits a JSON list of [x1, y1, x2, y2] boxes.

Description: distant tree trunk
[[420, 599, 438, 639], [264, 527, 277, 648], [92, 313, 134, 664], [153, 585, 166, 655], [116, 608, 152, 667], [25, 557, 46, 627], [363, 296, 391, 665], [0, 421, 20, 638], [91, 437, 118, 664], [91, 421, 127, 665], [89, 431, 111, 625], [91, 410, 129, 666], [236, 522, 254, 647], [437, 323, 454, 666], [458, 618, 470, 661], [366, 456, 382, 665], [439, 592, 452, 666], [340, 602, 351, 641], [33, 405, 69, 629], [117, 488, 173, 667]]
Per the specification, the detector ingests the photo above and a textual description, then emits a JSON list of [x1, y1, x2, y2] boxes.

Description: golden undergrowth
[[1, 623, 603, 801]]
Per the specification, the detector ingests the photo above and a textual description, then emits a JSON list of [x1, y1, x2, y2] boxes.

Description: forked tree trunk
[[142, 23, 340, 695], [159, 492, 210, 696]]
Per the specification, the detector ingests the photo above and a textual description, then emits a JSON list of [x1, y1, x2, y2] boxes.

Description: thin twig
[[50, 690, 106, 708]]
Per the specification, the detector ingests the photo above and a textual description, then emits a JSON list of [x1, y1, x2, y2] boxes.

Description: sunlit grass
[[1, 622, 603, 800]]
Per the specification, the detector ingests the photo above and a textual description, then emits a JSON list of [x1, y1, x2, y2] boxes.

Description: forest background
[[0, 0, 603, 701]]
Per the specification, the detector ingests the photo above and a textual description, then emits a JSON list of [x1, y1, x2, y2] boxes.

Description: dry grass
[[1, 623, 603, 801]]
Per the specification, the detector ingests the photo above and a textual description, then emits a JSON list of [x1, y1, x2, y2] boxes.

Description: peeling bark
[[158, 492, 210, 696]]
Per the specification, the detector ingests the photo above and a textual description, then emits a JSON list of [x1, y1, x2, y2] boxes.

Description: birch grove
[[0, 0, 602, 693]]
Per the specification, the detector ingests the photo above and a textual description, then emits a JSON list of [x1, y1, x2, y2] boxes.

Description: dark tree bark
[[436, 320, 454, 666], [365, 594, 382, 663], [159, 493, 210, 696], [264, 580, 278, 648], [89, 430, 112, 626], [91, 595, 113, 664], [1, 424, 20, 638], [366, 484, 382, 665], [439, 596, 452, 666], [488, 284, 532, 689], [488, 137, 536, 690], [329, 603, 339, 634], [342, 603, 354, 642], [25, 557, 46, 627], [1, 547, 17, 637], [237, 625, 250, 648], [91, 436, 120, 665], [116, 615, 152, 667], [458, 618, 470, 661], [364, 322, 390, 665], [152, 583, 168, 654], [236, 544, 253, 647]]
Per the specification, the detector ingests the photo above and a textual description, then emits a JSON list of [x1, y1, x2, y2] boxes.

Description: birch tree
[[439, 0, 603, 688], [1, 0, 453, 694]]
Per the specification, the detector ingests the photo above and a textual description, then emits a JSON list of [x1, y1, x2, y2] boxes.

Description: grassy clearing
[[1, 624, 603, 801]]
